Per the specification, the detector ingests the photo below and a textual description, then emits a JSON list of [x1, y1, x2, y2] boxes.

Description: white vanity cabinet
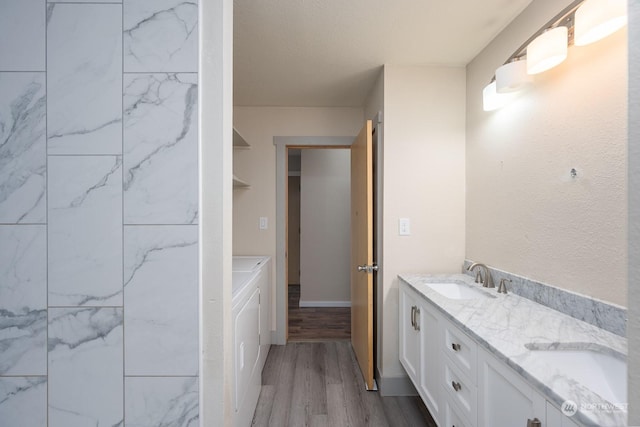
[[399, 279, 585, 427], [399, 284, 421, 381], [477, 346, 545, 427], [399, 282, 443, 424]]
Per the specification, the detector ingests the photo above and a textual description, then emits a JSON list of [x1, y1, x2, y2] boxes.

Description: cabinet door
[[477, 347, 545, 427], [418, 300, 442, 424], [399, 283, 420, 382]]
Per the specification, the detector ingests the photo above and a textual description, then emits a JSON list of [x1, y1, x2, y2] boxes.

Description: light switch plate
[[259, 217, 268, 230], [399, 218, 411, 236]]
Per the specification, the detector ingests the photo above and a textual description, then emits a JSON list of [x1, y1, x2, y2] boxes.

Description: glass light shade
[[526, 26, 568, 75], [574, 0, 627, 46], [483, 81, 514, 111], [495, 60, 533, 93]]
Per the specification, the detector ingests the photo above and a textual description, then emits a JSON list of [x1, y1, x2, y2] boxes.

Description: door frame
[[274, 136, 355, 344]]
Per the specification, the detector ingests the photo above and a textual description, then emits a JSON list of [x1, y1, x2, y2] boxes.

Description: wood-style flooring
[[252, 341, 438, 427], [288, 285, 351, 341]]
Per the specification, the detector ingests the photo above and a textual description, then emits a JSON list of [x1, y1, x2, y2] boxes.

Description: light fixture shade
[[483, 81, 511, 111], [574, 0, 627, 46], [495, 60, 533, 93], [526, 26, 568, 75]]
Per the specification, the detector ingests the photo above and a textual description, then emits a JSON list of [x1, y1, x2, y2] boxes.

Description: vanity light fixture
[[526, 26, 569, 75], [574, 0, 627, 46], [482, 0, 627, 111], [495, 59, 533, 93]]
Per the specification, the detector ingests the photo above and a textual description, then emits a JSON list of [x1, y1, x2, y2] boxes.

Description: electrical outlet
[[399, 218, 411, 236], [259, 217, 268, 230]]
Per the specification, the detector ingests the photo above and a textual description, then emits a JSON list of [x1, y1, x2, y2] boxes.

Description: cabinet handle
[[415, 307, 420, 331], [451, 381, 462, 392], [451, 343, 461, 352], [527, 418, 542, 427], [410, 306, 415, 328]]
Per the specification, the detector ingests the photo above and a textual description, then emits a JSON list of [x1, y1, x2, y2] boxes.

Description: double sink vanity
[[399, 270, 627, 427]]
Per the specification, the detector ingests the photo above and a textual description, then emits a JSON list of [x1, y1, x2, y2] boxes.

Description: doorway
[[287, 147, 351, 341]]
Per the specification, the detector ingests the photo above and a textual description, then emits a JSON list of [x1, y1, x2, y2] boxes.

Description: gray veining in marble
[[47, 3, 122, 155], [0, 377, 47, 426], [400, 273, 628, 427], [48, 156, 123, 306], [48, 307, 123, 427], [0, 225, 47, 375], [0, 72, 46, 223], [124, 0, 198, 72], [0, 0, 45, 71], [463, 260, 627, 337], [124, 225, 198, 376], [125, 377, 198, 427], [123, 73, 198, 224]]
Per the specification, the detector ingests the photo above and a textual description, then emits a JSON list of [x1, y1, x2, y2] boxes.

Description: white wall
[[200, 0, 234, 425], [380, 65, 467, 381], [299, 149, 351, 305], [466, 0, 628, 306], [628, 0, 640, 422], [232, 107, 364, 327]]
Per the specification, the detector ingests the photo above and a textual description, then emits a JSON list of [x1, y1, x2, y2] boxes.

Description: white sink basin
[[528, 347, 627, 404], [423, 281, 492, 300]]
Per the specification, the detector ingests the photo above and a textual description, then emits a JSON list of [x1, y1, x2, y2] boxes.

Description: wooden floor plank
[[288, 343, 311, 427], [251, 385, 275, 426], [288, 285, 351, 341], [252, 341, 436, 427], [267, 343, 297, 426], [326, 383, 350, 427], [335, 341, 369, 426], [308, 342, 327, 416], [323, 340, 342, 385], [262, 345, 285, 386]]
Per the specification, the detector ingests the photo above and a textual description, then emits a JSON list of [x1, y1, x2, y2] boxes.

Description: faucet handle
[[474, 270, 483, 284], [498, 278, 511, 294]]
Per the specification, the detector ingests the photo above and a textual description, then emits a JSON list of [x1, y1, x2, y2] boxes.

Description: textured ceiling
[[233, 0, 534, 107]]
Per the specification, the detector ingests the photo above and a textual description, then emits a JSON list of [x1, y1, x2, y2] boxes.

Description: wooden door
[[351, 120, 375, 390], [287, 176, 301, 284]]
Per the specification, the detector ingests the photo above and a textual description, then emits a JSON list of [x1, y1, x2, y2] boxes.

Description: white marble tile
[[48, 307, 123, 427], [123, 74, 198, 224], [0, 377, 47, 426], [125, 377, 198, 427], [47, 3, 122, 155], [0, 0, 45, 71], [0, 225, 47, 375], [124, 0, 198, 72], [124, 225, 198, 375], [48, 156, 123, 306], [0, 73, 46, 223]]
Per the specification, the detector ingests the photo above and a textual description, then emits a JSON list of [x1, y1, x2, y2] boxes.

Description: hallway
[[251, 341, 437, 426]]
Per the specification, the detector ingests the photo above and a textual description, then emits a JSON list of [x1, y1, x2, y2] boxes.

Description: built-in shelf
[[233, 128, 251, 189], [233, 129, 250, 149], [233, 174, 250, 189]]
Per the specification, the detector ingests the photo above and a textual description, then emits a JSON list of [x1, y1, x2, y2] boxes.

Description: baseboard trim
[[298, 300, 351, 308], [376, 371, 417, 397]]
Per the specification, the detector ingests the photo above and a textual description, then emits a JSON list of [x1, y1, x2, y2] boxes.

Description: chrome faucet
[[467, 262, 494, 288]]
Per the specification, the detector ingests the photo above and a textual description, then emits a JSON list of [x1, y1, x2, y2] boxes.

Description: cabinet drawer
[[443, 357, 477, 424], [444, 398, 473, 427], [443, 322, 477, 383]]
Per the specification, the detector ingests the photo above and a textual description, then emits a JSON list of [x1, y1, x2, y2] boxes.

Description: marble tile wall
[[0, 1, 199, 425]]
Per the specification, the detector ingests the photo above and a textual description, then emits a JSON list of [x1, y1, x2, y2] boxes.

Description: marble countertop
[[399, 273, 628, 427]]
